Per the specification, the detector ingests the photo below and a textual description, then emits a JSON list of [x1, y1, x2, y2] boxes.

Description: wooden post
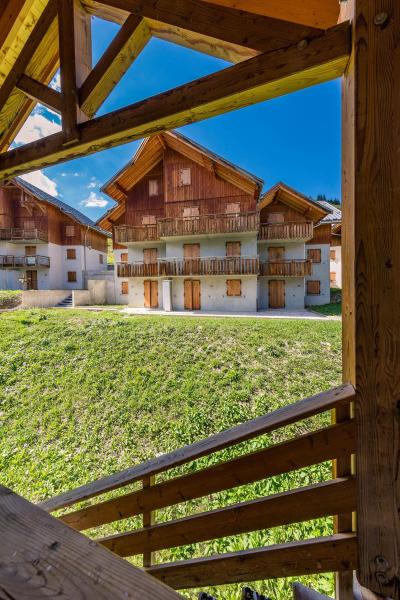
[[341, 0, 400, 597], [142, 475, 155, 568]]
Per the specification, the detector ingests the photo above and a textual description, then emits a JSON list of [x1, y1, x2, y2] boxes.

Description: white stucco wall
[[126, 278, 164, 308], [330, 245, 342, 288], [258, 277, 305, 310], [257, 241, 305, 260], [305, 244, 331, 306], [166, 236, 258, 259], [172, 276, 257, 312]]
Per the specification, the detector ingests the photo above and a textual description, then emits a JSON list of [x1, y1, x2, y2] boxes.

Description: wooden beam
[[16, 73, 62, 113], [0, 22, 351, 180], [0, 0, 58, 114], [0, 486, 183, 599], [147, 534, 358, 589], [80, 14, 151, 118], [341, 0, 400, 597]]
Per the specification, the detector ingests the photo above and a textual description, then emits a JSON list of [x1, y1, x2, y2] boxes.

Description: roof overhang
[[259, 182, 330, 224]]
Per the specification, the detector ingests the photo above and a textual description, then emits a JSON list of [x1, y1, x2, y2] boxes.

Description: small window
[[25, 246, 36, 257], [149, 179, 159, 197], [226, 241, 241, 257], [66, 248, 76, 260], [330, 272, 336, 283], [142, 215, 156, 225], [121, 281, 129, 295], [307, 248, 321, 263], [65, 225, 75, 237], [267, 213, 284, 224], [179, 168, 191, 186], [307, 280, 321, 295], [227, 279, 241, 297], [183, 206, 199, 218], [120, 252, 128, 263], [226, 203, 240, 214], [99, 254, 104, 264], [330, 249, 336, 260], [67, 271, 77, 283]]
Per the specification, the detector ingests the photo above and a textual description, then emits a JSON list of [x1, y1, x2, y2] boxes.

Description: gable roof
[[315, 199, 342, 224], [12, 178, 111, 237], [259, 182, 330, 223], [98, 131, 264, 230]]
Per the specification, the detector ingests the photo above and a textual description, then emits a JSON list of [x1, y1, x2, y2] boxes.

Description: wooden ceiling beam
[[80, 14, 151, 119], [0, 22, 350, 180], [16, 73, 62, 113], [100, 0, 324, 54]]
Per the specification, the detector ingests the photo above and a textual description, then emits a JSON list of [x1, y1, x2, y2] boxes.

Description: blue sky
[[15, 16, 342, 222]]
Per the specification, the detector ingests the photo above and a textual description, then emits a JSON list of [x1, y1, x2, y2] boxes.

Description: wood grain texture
[[341, 0, 400, 596], [40, 383, 355, 512], [17, 73, 62, 112], [0, 486, 182, 599], [147, 534, 358, 589], [99, 478, 357, 557]]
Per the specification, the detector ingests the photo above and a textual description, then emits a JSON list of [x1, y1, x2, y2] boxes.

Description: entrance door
[[144, 280, 158, 308], [268, 246, 285, 261], [184, 279, 201, 310], [183, 243, 200, 275], [26, 270, 38, 290], [268, 280, 285, 308]]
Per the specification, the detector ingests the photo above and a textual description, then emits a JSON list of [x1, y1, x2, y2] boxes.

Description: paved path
[[121, 307, 340, 320]]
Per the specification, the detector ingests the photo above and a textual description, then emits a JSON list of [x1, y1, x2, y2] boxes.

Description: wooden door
[[184, 280, 201, 310], [183, 244, 200, 275], [226, 241, 241, 256], [143, 248, 158, 276], [268, 246, 285, 261], [26, 270, 38, 290], [25, 245, 36, 256], [268, 280, 285, 308], [144, 280, 158, 308]]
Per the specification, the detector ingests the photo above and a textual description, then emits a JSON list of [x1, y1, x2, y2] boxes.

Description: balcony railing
[[259, 221, 313, 242], [0, 255, 50, 268], [0, 228, 49, 243], [158, 212, 259, 238], [260, 259, 312, 277], [118, 256, 259, 277], [114, 225, 159, 244]]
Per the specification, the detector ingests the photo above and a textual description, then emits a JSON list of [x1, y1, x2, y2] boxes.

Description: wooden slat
[[61, 420, 356, 532], [147, 534, 358, 589], [80, 14, 151, 118], [0, 486, 182, 599], [100, 0, 324, 54], [0, 22, 351, 180], [99, 478, 357, 557], [16, 73, 63, 112], [40, 383, 355, 512]]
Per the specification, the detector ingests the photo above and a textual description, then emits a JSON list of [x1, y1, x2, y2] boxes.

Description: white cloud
[[14, 109, 61, 145], [20, 170, 58, 197], [80, 192, 109, 208], [73, 172, 80, 177], [87, 181, 97, 189]]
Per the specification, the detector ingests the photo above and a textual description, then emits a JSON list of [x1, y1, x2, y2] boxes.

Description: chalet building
[[98, 132, 333, 311], [330, 222, 342, 288], [0, 178, 110, 291]]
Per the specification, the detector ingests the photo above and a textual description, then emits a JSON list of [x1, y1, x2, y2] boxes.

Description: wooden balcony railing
[[0, 227, 49, 243], [114, 225, 159, 244], [0, 254, 50, 268], [260, 259, 312, 277], [259, 221, 313, 241], [118, 257, 259, 277], [158, 212, 259, 238], [41, 384, 357, 592]]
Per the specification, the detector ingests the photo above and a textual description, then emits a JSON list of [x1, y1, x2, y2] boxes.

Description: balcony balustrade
[[258, 221, 313, 242], [158, 211, 259, 238], [114, 224, 160, 244], [0, 227, 49, 243], [118, 256, 259, 278], [260, 259, 312, 277], [0, 255, 50, 268]]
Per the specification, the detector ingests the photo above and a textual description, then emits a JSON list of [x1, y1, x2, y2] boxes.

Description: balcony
[[158, 212, 259, 238], [0, 227, 49, 243], [114, 225, 159, 244], [260, 259, 312, 277], [0, 255, 50, 268], [118, 256, 259, 277], [258, 221, 313, 242]]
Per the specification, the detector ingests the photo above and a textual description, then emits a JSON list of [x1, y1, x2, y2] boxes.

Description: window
[[24, 220, 35, 230], [330, 272, 336, 283], [120, 252, 128, 263], [143, 248, 158, 264], [267, 213, 284, 224], [179, 167, 191, 186], [307, 248, 321, 263], [66, 248, 76, 260], [142, 215, 156, 225], [227, 279, 241, 297], [149, 179, 159, 196], [25, 246, 36, 257], [183, 206, 199, 218], [226, 203, 240, 214], [99, 254, 104, 265], [65, 225, 75, 237], [330, 249, 336, 260], [226, 241, 241, 257], [67, 271, 77, 283], [121, 281, 129, 295], [307, 280, 321, 295]]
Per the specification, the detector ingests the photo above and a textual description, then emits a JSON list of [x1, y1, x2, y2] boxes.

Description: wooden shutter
[[183, 206, 199, 218], [307, 280, 321, 295], [144, 280, 151, 307], [179, 168, 191, 186], [148, 179, 159, 196], [267, 213, 284, 224], [121, 281, 129, 295], [330, 272, 336, 283], [25, 246, 36, 256], [67, 248, 76, 260], [143, 248, 158, 264], [226, 242, 241, 256], [227, 279, 241, 296], [183, 244, 200, 258], [330, 249, 336, 260], [142, 215, 156, 225], [150, 281, 158, 308], [226, 202, 240, 214], [268, 280, 285, 308], [192, 280, 201, 309], [120, 252, 128, 263], [67, 271, 77, 282], [307, 248, 322, 263], [65, 225, 75, 237], [184, 280, 192, 310], [268, 246, 285, 261], [24, 220, 35, 230]]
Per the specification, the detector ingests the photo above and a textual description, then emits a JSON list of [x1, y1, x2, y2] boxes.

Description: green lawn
[[0, 310, 342, 599], [310, 302, 342, 316]]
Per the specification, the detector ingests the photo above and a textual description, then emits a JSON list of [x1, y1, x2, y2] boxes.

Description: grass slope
[[0, 310, 342, 599]]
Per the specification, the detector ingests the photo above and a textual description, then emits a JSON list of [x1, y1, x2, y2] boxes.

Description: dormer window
[[179, 168, 191, 187], [149, 179, 159, 197], [226, 203, 240, 214], [142, 215, 156, 225]]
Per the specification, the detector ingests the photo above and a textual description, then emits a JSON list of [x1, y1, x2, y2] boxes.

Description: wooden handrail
[[41, 384, 354, 512], [259, 221, 313, 241], [158, 211, 259, 237], [260, 259, 312, 277], [118, 257, 260, 277]]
